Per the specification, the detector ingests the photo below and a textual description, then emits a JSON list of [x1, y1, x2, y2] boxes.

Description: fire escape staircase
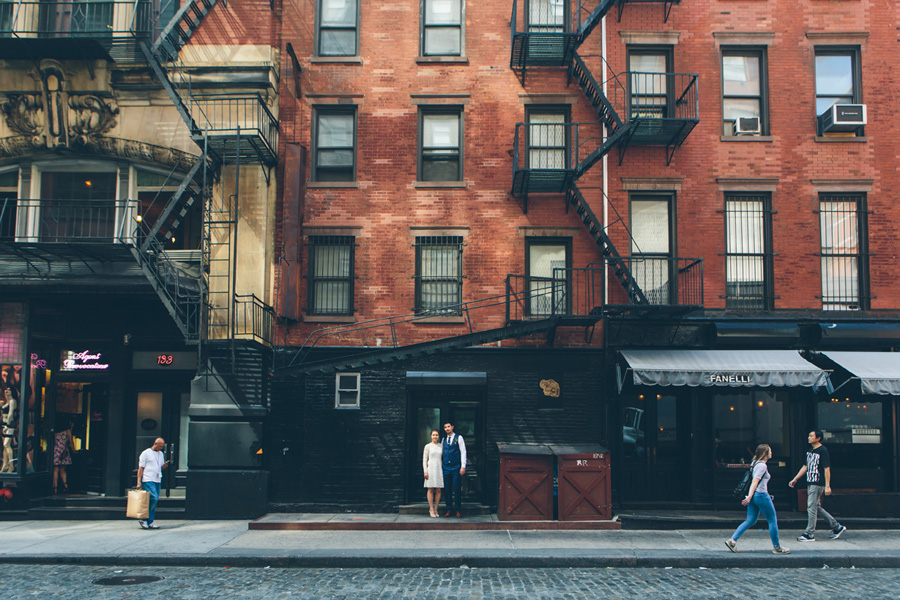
[[510, 0, 698, 309]]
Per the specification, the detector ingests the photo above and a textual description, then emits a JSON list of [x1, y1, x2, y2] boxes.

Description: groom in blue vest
[[441, 421, 467, 518]]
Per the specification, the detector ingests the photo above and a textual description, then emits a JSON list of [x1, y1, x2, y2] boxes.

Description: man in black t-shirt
[[789, 430, 846, 542]]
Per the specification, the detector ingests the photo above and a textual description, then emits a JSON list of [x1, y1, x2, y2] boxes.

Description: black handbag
[[733, 465, 753, 499]]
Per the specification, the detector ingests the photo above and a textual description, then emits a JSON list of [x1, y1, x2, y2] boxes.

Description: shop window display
[[818, 399, 885, 489]]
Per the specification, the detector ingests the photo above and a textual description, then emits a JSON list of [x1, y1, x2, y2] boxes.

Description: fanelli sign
[[709, 373, 752, 384], [62, 350, 110, 371]]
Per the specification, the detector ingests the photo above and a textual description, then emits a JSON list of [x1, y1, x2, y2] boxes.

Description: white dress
[[423, 443, 444, 488]]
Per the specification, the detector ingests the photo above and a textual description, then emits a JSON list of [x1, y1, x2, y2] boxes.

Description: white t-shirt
[[139, 448, 165, 483]]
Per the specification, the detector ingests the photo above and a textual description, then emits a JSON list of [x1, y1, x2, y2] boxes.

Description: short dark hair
[[812, 430, 824, 442], [443, 421, 454, 428]]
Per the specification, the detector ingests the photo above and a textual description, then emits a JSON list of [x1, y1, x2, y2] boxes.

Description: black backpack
[[733, 465, 753, 499]]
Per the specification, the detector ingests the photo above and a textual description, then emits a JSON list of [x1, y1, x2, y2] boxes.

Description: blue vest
[[442, 435, 461, 468]]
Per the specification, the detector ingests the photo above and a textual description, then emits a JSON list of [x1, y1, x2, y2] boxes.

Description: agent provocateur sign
[[61, 350, 110, 371], [709, 373, 752, 384]]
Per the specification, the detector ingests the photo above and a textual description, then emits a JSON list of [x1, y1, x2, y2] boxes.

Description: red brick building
[[271, 0, 900, 517]]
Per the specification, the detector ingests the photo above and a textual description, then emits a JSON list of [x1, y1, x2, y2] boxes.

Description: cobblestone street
[[9, 565, 900, 599]]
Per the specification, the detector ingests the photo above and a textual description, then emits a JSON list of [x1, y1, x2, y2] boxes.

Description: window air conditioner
[[734, 117, 761, 135], [819, 104, 867, 133]]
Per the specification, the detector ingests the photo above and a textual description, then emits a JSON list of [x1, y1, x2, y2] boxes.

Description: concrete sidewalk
[[0, 518, 897, 568]]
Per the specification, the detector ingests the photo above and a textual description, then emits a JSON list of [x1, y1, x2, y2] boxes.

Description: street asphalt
[[0, 517, 898, 569]]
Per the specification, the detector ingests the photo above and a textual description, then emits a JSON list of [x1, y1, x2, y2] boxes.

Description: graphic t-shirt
[[805, 445, 830, 486]]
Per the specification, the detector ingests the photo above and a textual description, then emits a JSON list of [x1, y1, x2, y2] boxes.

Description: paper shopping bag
[[126, 488, 150, 520]]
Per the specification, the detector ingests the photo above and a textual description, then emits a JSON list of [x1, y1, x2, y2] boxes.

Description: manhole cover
[[92, 575, 164, 586]]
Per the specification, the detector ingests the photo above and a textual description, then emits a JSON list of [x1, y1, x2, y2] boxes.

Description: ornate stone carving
[[68, 95, 119, 145], [1, 95, 44, 144]]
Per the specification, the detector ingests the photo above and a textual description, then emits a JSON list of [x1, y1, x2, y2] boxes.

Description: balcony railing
[[505, 258, 703, 321], [0, 198, 139, 243], [0, 0, 175, 61], [191, 94, 279, 166], [511, 121, 592, 195], [614, 71, 700, 146], [234, 293, 275, 346]]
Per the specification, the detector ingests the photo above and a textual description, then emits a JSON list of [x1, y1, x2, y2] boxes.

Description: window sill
[[414, 181, 467, 188], [815, 136, 867, 143], [720, 135, 774, 142], [304, 315, 356, 323], [308, 181, 359, 188], [413, 316, 467, 324], [416, 56, 468, 64], [310, 56, 362, 64]]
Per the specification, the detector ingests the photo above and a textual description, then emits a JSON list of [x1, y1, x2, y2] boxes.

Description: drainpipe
[[601, 12, 609, 306]]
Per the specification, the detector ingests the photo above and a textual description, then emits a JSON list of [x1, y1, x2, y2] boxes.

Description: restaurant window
[[714, 390, 789, 466], [819, 193, 868, 311], [317, 0, 358, 56], [818, 398, 885, 489], [422, 0, 462, 56], [414, 236, 464, 315], [725, 192, 772, 310], [307, 235, 355, 316]]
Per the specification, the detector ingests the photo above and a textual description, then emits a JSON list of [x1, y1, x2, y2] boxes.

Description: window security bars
[[414, 236, 463, 315], [819, 193, 868, 311], [527, 0, 565, 33], [308, 236, 355, 316], [422, 0, 462, 56], [527, 113, 567, 169], [318, 0, 358, 56], [725, 193, 772, 310]]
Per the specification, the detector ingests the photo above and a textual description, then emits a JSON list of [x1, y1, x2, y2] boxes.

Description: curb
[[1, 551, 899, 569]]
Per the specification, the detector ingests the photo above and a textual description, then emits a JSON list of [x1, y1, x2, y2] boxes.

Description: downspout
[[601, 12, 609, 306]]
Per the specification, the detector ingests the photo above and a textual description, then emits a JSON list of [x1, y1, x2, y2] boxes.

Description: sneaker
[[148, 523, 160, 530], [830, 525, 846, 540], [797, 534, 815, 542], [724, 539, 737, 553], [138, 520, 149, 530], [773, 546, 791, 554]]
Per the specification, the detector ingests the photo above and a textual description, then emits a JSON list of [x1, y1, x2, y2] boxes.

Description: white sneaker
[[139, 520, 149, 530], [148, 523, 160, 530]]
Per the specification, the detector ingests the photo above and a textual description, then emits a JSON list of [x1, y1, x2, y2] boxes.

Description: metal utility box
[[551, 444, 611, 521], [497, 444, 554, 521]]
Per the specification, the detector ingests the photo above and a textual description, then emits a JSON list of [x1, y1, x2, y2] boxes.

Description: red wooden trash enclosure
[[551, 444, 612, 521], [497, 444, 554, 521]]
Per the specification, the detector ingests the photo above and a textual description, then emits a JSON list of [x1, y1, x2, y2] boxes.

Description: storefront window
[[0, 303, 26, 476], [27, 351, 51, 474], [714, 390, 789, 466], [818, 399, 883, 473]]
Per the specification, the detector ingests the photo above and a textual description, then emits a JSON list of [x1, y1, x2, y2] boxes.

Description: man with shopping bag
[[136, 437, 168, 530]]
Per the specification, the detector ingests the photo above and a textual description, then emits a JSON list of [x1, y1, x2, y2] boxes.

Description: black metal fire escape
[[510, 0, 699, 309]]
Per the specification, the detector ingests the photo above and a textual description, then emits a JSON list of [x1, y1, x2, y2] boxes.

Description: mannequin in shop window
[[0, 367, 18, 473], [52, 416, 75, 494]]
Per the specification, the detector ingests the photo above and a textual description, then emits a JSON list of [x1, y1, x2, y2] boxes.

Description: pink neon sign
[[61, 350, 110, 371]]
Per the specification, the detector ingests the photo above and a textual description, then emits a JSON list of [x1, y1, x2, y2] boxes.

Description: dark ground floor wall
[[268, 347, 606, 512]]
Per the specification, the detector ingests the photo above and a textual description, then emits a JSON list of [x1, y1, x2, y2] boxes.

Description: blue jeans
[[731, 492, 780, 547], [142, 481, 160, 524], [443, 466, 461, 512]]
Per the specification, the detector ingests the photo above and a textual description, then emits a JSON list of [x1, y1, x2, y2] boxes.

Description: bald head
[[152, 438, 165, 451]]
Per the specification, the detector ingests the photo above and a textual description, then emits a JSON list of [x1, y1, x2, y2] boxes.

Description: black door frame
[[405, 386, 486, 505], [126, 384, 189, 493]]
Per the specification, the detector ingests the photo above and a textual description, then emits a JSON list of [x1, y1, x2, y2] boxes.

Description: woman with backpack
[[725, 443, 790, 554]]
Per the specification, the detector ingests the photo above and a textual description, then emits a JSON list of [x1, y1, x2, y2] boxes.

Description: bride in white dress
[[423, 429, 444, 517]]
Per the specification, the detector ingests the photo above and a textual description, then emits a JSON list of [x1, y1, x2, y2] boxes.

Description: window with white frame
[[335, 373, 360, 408]]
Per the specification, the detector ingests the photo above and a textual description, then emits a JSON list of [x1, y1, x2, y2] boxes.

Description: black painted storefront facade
[[269, 316, 900, 518]]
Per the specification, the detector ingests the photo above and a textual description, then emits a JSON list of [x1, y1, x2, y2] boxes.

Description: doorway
[[408, 390, 484, 505], [131, 387, 189, 493], [618, 392, 691, 504], [54, 382, 108, 494]]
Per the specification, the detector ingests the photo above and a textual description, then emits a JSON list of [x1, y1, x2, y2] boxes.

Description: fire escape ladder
[[139, 41, 202, 138], [152, 0, 219, 64], [139, 157, 204, 253], [566, 183, 649, 305], [575, 0, 618, 46]]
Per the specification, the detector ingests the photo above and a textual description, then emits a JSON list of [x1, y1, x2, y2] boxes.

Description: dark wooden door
[[618, 393, 691, 504]]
